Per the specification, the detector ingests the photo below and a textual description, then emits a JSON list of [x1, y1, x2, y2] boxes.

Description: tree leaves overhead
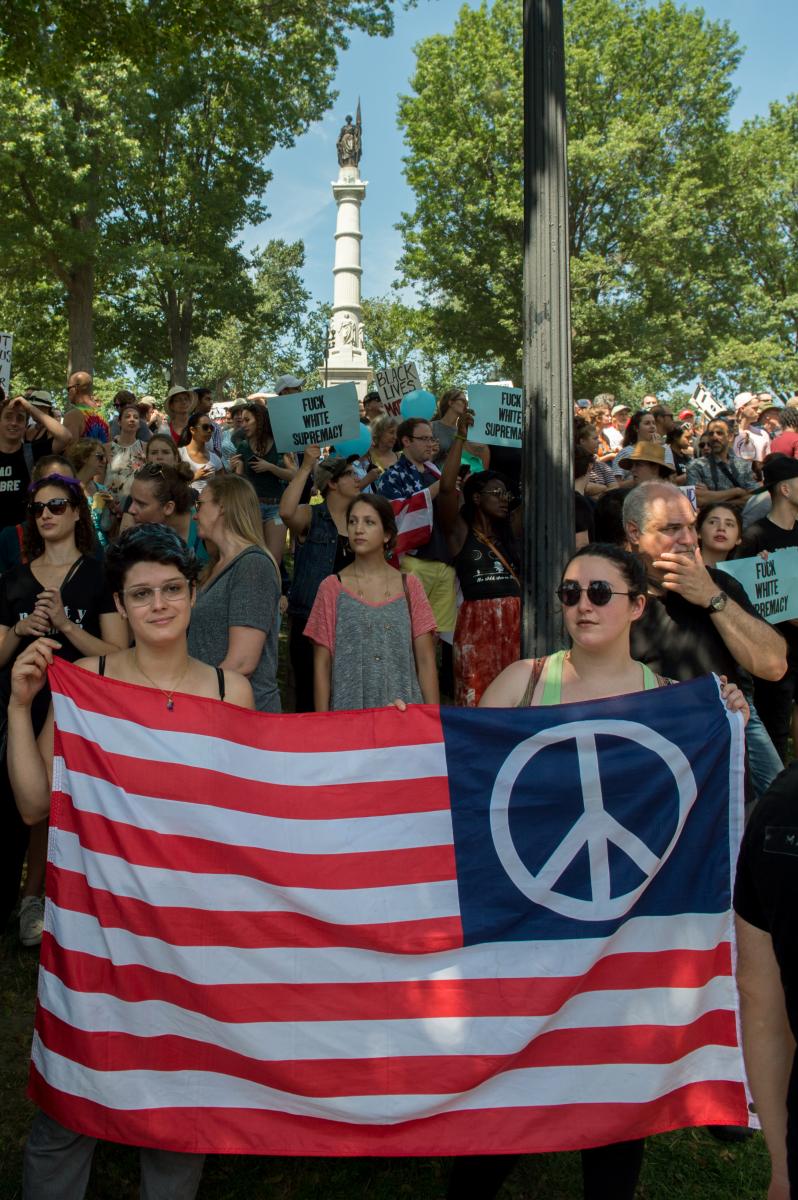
[[397, 0, 797, 397]]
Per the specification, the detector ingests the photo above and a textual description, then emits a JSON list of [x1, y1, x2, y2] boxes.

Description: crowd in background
[[3, 370, 798, 1198]]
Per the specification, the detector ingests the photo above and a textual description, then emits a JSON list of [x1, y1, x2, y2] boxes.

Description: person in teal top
[[463, 541, 750, 1200], [125, 463, 209, 565]]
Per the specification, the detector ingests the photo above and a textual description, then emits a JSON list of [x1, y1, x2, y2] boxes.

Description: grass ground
[[0, 625, 773, 1198]]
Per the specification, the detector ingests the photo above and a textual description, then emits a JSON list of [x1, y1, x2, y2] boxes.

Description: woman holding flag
[[7, 524, 253, 1198]]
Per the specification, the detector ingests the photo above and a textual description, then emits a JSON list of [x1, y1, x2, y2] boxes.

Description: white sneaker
[[19, 896, 45, 947]]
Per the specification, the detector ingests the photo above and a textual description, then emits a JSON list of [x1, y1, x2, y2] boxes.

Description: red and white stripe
[[31, 659, 749, 1156]]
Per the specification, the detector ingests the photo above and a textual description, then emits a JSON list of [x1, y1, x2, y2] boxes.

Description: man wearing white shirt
[[602, 403, 630, 453], [733, 392, 771, 466]]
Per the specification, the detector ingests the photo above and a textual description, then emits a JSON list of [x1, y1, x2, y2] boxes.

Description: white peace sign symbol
[[489, 719, 697, 921]]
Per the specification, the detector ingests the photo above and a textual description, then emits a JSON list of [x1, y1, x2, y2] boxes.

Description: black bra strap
[[98, 655, 106, 677], [216, 666, 225, 701]]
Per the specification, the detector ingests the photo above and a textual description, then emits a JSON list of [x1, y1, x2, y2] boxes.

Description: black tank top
[[452, 529, 520, 601], [98, 656, 226, 700]]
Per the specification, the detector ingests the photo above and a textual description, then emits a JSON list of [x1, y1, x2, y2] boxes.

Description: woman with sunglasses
[[67, 438, 119, 547], [6, 523, 253, 1199], [467, 543, 747, 1200], [0, 474, 128, 948], [178, 411, 224, 493], [231, 402, 296, 565], [437, 408, 521, 706]]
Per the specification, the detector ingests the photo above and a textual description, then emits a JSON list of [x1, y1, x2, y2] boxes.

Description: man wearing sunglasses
[[623, 480, 786, 688], [376, 418, 457, 644]]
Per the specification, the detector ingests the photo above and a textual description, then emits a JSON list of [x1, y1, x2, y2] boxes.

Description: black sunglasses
[[29, 498, 73, 517], [557, 580, 633, 607], [198, 423, 214, 432]]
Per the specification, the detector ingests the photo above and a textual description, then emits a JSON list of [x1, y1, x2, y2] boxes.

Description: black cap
[[756, 453, 798, 494]]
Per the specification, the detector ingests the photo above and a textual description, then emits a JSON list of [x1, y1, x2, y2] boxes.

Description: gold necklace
[[353, 562, 393, 602], [133, 653, 191, 711]]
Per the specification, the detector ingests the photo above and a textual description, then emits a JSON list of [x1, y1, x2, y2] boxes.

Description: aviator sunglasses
[[28, 498, 73, 517], [556, 580, 633, 607]]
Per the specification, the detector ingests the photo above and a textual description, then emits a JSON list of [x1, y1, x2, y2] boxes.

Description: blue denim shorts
[[260, 501, 283, 525]]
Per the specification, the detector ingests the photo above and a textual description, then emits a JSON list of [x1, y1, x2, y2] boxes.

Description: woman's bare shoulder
[[223, 671, 255, 710], [479, 658, 541, 708]]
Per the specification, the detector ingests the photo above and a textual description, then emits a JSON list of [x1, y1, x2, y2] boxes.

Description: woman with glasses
[[231, 402, 296, 565], [191, 475, 282, 712], [431, 387, 489, 470], [6, 523, 253, 1199], [437, 408, 521, 706], [0, 474, 128, 948], [465, 542, 747, 1200], [66, 438, 119, 547], [178, 411, 224, 494]]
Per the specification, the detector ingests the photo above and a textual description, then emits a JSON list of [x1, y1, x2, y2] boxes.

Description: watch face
[[711, 592, 727, 611]]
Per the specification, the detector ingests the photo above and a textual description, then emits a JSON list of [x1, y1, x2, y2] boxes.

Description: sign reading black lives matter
[[268, 383, 360, 453], [467, 383, 523, 447], [374, 363, 422, 418], [0, 333, 12, 399]]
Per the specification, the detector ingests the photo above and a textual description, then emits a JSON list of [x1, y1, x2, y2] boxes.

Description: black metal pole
[[521, 0, 574, 657]]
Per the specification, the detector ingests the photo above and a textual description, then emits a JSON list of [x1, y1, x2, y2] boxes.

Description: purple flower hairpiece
[[28, 472, 83, 495]]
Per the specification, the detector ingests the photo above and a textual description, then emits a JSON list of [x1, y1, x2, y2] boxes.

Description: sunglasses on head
[[556, 580, 633, 607], [29, 498, 73, 517]]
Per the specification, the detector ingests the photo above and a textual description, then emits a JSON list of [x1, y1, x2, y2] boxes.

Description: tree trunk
[[167, 288, 193, 386], [66, 262, 95, 376]]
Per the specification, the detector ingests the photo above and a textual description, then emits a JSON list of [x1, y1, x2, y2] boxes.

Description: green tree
[[397, 0, 742, 396], [701, 96, 798, 392], [0, 0, 394, 380]]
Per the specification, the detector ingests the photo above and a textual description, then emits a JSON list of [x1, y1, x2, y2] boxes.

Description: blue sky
[[246, 0, 797, 308]]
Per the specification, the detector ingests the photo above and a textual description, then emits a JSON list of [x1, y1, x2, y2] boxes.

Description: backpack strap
[[518, 657, 546, 707]]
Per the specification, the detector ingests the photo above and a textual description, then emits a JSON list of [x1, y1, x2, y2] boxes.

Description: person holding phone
[[231, 402, 296, 564]]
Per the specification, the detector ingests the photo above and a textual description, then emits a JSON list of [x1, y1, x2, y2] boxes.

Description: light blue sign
[[715, 548, 798, 624], [467, 384, 523, 447], [268, 383, 360, 453]]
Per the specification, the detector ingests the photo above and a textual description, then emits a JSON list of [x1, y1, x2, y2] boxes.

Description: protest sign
[[715, 548, 798, 624], [690, 384, 725, 420], [268, 383, 360, 453], [680, 485, 697, 510], [374, 363, 421, 417], [467, 383, 523, 447], [0, 333, 12, 398]]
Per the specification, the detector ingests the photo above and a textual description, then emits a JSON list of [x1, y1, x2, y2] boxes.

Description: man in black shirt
[[739, 455, 798, 759], [0, 392, 72, 530], [622, 481, 786, 685], [734, 761, 798, 1200]]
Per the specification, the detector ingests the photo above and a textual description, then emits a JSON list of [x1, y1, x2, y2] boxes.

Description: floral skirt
[[453, 595, 521, 707]]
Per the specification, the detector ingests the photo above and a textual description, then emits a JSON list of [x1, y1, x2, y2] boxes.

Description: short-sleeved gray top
[[188, 547, 281, 712]]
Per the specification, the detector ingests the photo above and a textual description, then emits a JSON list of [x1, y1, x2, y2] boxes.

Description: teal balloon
[[400, 389, 437, 420], [331, 423, 371, 458]]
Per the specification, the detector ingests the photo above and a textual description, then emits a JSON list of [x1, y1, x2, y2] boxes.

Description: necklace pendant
[[166, 697, 174, 711]]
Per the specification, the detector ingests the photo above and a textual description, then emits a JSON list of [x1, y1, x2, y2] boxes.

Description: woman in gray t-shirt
[[189, 475, 282, 712]]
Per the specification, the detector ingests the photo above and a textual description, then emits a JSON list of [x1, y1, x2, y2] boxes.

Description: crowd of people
[[2, 371, 798, 1198]]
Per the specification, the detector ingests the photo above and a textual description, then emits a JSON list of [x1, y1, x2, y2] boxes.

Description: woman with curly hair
[[432, 387, 489, 470], [232, 402, 296, 563], [0, 473, 128, 948]]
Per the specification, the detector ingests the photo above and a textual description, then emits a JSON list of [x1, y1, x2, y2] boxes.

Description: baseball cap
[[575, 398, 591, 410], [273, 374, 303, 395], [734, 392, 754, 411], [611, 403, 630, 416], [756, 454, 798, 494], [313, 454, 353, 493], [678, 409, 694, 422]]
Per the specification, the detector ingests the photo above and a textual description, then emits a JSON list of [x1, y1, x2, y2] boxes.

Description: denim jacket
[[288, 503, 339, 620]]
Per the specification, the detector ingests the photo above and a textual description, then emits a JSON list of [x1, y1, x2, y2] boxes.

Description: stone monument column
[[322, 103, 371, 398]]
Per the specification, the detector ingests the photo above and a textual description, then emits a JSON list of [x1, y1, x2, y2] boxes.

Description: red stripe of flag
[[54, 732, 452, 820], [29, 1069, 750, 1157], [48, 867, 464, 953], [41, 935, 732, 1024], [35, 1006, 738, 1098], [55, 805, 457, 890]]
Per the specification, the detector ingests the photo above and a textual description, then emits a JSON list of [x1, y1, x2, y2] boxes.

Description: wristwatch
[[705, 591, 728, 614]]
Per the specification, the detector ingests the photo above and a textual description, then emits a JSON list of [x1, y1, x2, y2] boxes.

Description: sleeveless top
[[330, 574, 423, 711], [517, 648, 661, 707], [98, 656, 226, 700], [452, 529, 520, 601]]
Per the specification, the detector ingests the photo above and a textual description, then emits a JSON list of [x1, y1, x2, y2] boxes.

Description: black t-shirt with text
[[630, 567, 770, 687], [0, 438, 52, 530]]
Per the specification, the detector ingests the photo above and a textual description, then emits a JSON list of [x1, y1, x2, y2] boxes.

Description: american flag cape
[[33, 661, 749, 1156]]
